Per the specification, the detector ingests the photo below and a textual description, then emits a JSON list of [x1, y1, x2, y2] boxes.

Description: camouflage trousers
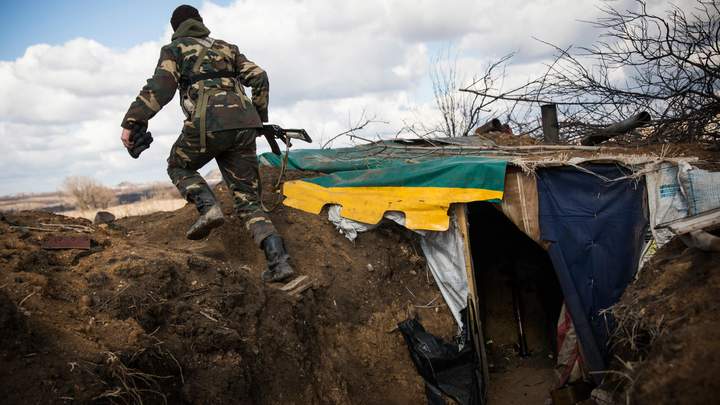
[[167, 127, 276, 246]]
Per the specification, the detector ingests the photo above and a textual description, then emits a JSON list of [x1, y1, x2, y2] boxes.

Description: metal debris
[[42, 235, 91, 250]]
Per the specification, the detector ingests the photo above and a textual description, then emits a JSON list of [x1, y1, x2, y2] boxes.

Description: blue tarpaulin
[[537, 165, 648, 374]]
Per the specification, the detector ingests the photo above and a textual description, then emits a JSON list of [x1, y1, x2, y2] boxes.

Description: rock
[[79, 295, 93, 309], [93, 211, 116, 225]]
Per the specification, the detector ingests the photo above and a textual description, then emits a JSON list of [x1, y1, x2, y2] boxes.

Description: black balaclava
[[171, 5, 203, 31]]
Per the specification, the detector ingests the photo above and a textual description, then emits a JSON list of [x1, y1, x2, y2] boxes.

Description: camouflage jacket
[[121, 19, 268, 133]]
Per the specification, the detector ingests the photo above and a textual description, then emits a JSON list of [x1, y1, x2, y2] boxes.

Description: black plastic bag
[[398, 315, 483, 405]]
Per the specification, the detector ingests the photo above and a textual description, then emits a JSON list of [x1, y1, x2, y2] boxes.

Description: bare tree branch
[[321, 110, 387, 149], [460, 0, 720, 143]]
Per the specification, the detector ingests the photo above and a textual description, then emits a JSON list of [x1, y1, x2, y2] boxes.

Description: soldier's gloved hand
[[121, 128, 134, 148]]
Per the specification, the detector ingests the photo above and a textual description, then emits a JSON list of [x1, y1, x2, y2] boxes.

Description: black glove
[[127, 122, 153, 159]]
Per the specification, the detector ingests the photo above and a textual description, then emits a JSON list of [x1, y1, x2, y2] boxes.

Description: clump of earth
[[607, 237, 720, 404]]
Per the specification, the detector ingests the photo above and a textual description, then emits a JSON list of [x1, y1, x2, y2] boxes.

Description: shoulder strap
[[191, 38, 215, 153], [191, 38, 215, 73]]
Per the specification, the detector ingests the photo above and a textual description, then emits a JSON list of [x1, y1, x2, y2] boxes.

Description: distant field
[[64, 198, 187, 221], [0, 192, 70, 212], [0, 180, 183, 217], [0, 175, 224, 219]]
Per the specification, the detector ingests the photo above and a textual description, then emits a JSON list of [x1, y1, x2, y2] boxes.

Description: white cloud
[[0, 0, 644, 194]]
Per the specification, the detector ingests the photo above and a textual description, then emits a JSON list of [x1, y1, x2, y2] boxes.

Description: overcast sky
[[0, 0, 670, 195]]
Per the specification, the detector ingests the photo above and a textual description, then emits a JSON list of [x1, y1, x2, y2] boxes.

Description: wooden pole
[[580, 111, 651, 146], [541, 104, 560, 144], [454, 204, 490, 399]]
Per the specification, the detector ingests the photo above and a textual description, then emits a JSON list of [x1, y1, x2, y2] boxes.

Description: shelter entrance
[[467, 202, 564, 404]]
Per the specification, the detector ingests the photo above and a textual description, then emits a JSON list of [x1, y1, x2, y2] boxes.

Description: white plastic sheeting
[[678, 162, 720, 215], [328, 205, 468, 326], [327, 205, 375, 240], [327, 205, 406, 240], [646, 162, 720, 247], [418, 216, 468, 326], [646, 163, 687, 246]]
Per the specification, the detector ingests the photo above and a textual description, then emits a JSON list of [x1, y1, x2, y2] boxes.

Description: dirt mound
[[0, 168, 454, 404], [608, 238, 720, 405], [477, 130, 540, 146]]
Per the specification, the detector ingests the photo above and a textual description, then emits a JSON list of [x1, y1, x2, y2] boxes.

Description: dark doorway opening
[[467, 202, 564, 404]]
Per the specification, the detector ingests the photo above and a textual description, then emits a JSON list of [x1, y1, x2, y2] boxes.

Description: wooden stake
[[454, 204, 490, 399], [541, 104, 560, 144]]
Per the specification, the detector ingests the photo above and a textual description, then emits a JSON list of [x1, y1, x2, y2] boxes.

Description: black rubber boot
[[186, 204, 225, 240], [261, 234, 295, 282]]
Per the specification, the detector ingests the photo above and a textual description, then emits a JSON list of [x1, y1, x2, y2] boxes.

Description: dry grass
[[65, 198, 187, 221], [93, 351, 171, 405], [597, 295, 670, 404]]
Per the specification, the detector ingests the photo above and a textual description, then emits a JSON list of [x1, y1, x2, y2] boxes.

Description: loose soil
[[479, 130, 720, 171], [477, 131, 540, 146], [607, 238, 720, 405], [6, 162, 715, 405], [0, 168, 456, 404]]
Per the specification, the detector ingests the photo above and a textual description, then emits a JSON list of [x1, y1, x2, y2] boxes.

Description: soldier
[[120, 5, 294, 282]]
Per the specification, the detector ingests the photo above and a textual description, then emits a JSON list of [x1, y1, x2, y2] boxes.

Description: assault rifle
[[259, 124, 312, 155], [126, 122, 154, 159]]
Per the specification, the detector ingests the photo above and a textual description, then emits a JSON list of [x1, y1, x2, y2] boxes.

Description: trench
[[468, 202, 564, 404]]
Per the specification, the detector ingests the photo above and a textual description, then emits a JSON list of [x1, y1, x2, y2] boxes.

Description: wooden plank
[[271, 275, 314, 297], [279, 275, 309, 292], [290, 281, 314, 297], [657, 207, 720, 235], [454, 204, 490, 399], [456, 205, 477, 301], [500, 168, 541, 244]]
